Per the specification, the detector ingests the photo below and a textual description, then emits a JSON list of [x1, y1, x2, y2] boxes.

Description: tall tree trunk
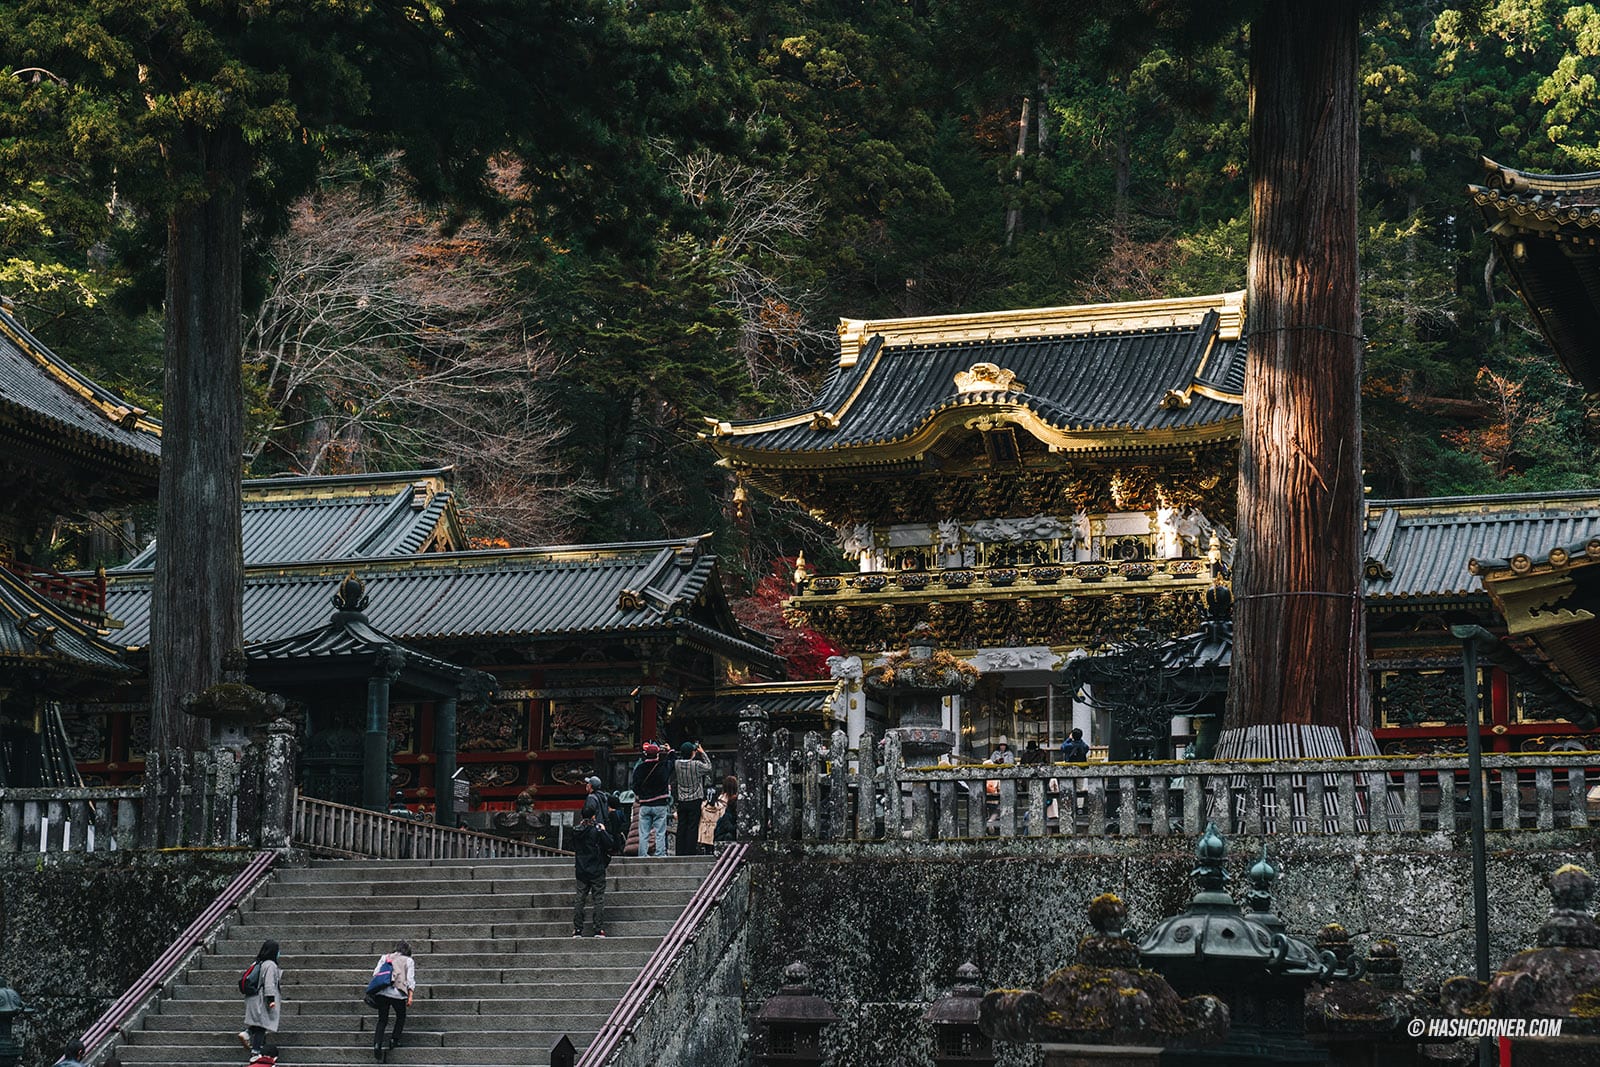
[[149, 126, 247, 755], [1004, 96, 1032, 247], [1220, 0, 1369, 758]]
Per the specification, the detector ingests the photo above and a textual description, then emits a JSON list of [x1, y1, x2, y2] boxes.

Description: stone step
[[227, 919, 676, 939], [125, 1026, 593, 1048], [259, 875, 708, 899], [278, 857, 711, 881], [147, 998, 611, 1023], [139, 1008, 613, 1034], [169, 980, 627, 1004], [244, 898, 690, 920], [198, 955, 649, 982], [210, 939, 659, 961], [112, 1038, 587, 1066]]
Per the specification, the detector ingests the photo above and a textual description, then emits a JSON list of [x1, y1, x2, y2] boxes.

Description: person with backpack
[[629, 742, 674, 857], [368, 940, 415, 1062], [1060, 728, 1090, 762], [53, 1039, 86, 1067], [572, 807, 615, 936], [237, 939, 282, 1058]]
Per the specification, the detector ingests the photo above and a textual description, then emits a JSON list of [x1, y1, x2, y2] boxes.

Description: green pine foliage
[[5, 0, 1599, 577]]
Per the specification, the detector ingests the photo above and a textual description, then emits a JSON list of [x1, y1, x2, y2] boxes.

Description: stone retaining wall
[[743, 831, 1600, 1065], [0, 851, 256, 1067]]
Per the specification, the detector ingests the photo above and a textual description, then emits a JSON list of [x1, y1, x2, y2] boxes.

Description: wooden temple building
[[90, 479, 783, 812], [0, 297, 158, 785], [707, 292, 1245, 757], [709, 285, 1600, 759], [1462, 160, 1600, 719]]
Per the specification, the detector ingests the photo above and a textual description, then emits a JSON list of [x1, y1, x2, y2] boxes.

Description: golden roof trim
[[715, 404, 1242, 469], [0, 312, 162, 437], [836, 290, 1244, 366], [240, 473, 452, 503]]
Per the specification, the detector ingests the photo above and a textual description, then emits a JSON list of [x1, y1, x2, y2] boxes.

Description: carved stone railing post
[[736, 704, 768, 840], [828, 730, 849, 841], [210, 747, 240, 846], [771, 728, 794, 842], [801, 732, 822, 843], [855, 733, 877, 841], [260, 716, 299, 850], [882, 732, 903, 841]]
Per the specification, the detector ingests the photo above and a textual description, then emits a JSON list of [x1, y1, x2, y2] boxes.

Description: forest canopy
[[6, 0, 1598, 580]]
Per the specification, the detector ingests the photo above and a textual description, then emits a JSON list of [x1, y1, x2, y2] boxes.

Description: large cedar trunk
[[1219, 1, 1370, 757], [149, 127, 247, 754]]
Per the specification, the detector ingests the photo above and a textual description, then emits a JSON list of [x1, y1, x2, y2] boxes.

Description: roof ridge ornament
[[953, 362, 1025, 395]]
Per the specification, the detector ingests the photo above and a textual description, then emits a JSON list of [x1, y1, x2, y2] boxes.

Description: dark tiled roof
[[0, 303, 160, 468], [676, 682, 836, 721], [1362, 491, 1600, 601], [106, 537, 780, 672], [709, 293, 1244, 461], [247, 606, 469, 684], [0, 567, 132, 676], [123, 469, 461, 568], [1470, 160, 1600, 394]]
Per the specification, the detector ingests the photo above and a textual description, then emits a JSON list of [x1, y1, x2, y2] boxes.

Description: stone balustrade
[[795, 559, 1212, 601], [736, 724, 1600, 843]]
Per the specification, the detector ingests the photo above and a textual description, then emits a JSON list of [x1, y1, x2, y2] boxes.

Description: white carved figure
[[838, 523, 873, 558], [1070, 510, 1091, 560], [963, 514, 1064, 543], [827, 654, 864, 683], [936, 518, 962, 549]]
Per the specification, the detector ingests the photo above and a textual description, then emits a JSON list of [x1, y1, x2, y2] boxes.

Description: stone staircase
[[108, 855, 716, 1067]]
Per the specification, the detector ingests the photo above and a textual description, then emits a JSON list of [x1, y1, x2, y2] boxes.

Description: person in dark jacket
[[630, 742, 674, 857], [572, 811, 614, 937]]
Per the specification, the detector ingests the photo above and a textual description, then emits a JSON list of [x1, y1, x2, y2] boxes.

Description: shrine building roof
[[706, 292, 1245, 467], [105, 535, 782, 672], [122, 468, 463, 568], [1470, 159, 1600, 395], [1468, 530, 1600, 707], [1362, 490, 1600, 603], [0, 566, 133, 679], [0, 299, 160, 472]]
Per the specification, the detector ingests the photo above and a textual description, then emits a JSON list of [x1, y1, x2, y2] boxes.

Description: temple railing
[[1, 557, 106, 617], [737, 727, 1600, 843], [794, 559, 1212, 601], [0, 787, 143, 853], [292, 793, 571, 858]]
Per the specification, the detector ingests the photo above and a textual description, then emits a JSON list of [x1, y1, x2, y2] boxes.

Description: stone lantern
[[1440, 863, 1600, 1066], [753, 961, 839, 1066], [1138, 824, 1359, 1064], [981, 892, 1228, 1064], [924, 962, 994, 1065], [0, 978, 31, 1067], [863, 624, 979, 763]]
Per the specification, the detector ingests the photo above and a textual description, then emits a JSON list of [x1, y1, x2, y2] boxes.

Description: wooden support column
[[434, 696, 459, 827], [365, 648, 405, 812]]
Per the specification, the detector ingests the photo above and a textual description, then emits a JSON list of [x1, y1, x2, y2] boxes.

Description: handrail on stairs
[[79, 849, 277, 1064], [293, 792, 572, 858], [576, 842, 752, 1067]]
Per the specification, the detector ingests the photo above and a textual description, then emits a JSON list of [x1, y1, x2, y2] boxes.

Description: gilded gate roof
[[707, 292, 1245, 465], [0, 301, 160, 470], [1362, 491, 1600, 602], [122, 469, 463, 568], [1471, 159, 1600, 395]]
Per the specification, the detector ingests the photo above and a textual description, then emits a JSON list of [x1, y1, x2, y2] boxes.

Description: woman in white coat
[[371, 940, 416, 1062], [238, 939, 282, 1058]]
